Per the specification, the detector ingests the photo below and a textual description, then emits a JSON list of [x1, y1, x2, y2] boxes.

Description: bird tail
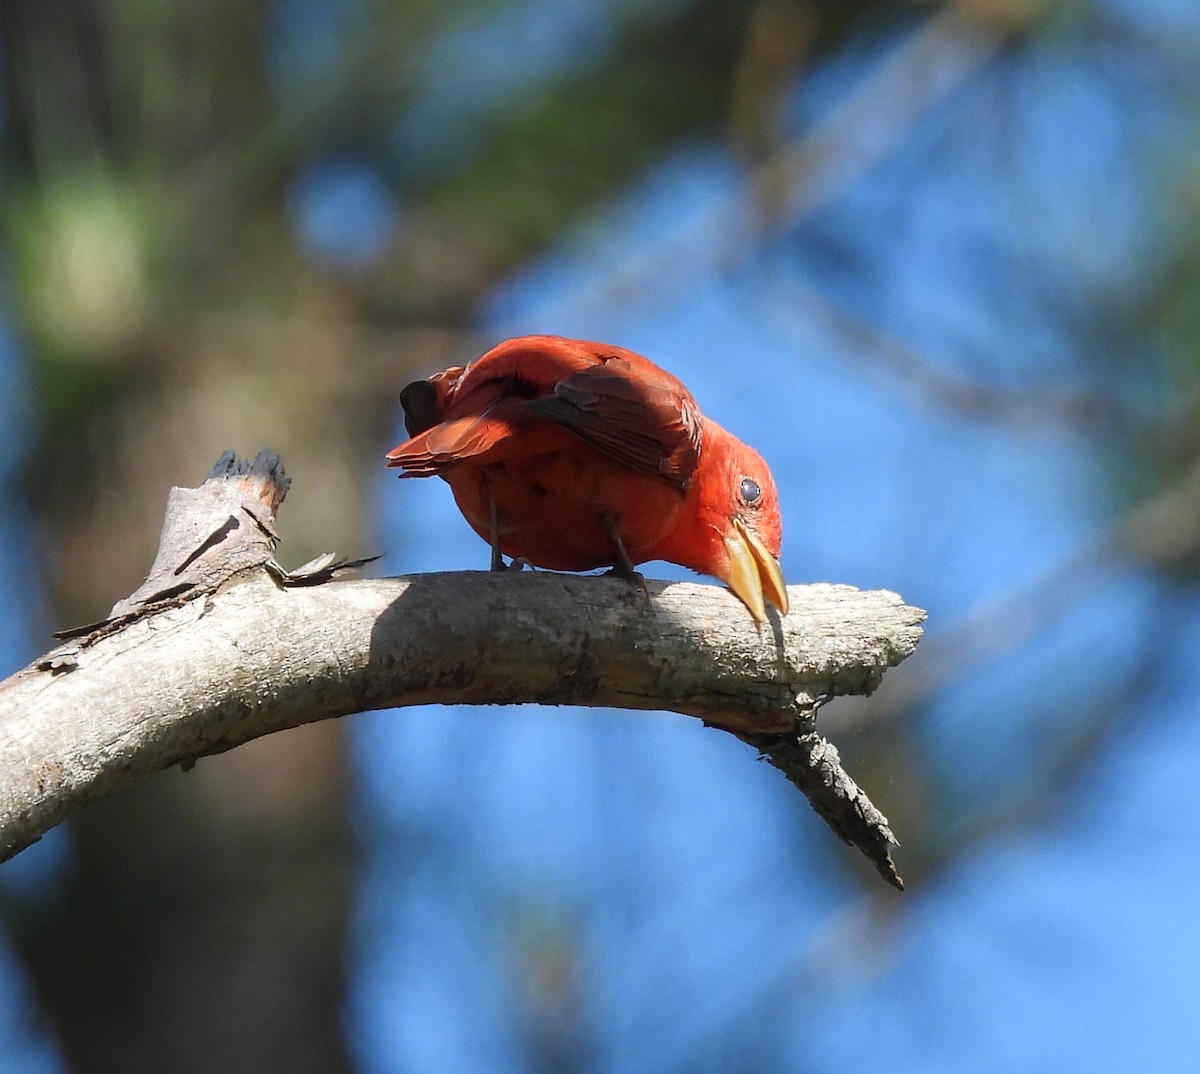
[[399, 366, 465, 437]]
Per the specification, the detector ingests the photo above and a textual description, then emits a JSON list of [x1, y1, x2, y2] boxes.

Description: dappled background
[[2, 0, 1199, 1070]]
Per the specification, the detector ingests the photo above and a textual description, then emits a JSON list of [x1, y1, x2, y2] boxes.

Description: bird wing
[[523, 357, 703, 489], [389, 339, 703, 485]]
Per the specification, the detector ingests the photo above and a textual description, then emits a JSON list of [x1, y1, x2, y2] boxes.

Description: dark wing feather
[[523, 358, 703, 488]]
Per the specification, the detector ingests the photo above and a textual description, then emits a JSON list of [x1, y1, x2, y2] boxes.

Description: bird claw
[[490, 554, 528, 572], [603, 564, 648, 597]]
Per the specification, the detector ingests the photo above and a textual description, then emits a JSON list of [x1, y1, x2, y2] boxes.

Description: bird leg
[[488, 489, 504, 571], [488, 485, 526, 572], [603, 518, 647, 596]]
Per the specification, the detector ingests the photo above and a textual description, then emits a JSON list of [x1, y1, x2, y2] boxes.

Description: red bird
[[385, 335, 788, 622]]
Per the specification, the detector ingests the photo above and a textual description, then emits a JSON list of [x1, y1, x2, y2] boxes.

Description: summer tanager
[[385, 334, 788, 622]]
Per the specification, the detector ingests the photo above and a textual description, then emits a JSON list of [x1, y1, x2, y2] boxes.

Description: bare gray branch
[[0, 453, 925, 887]]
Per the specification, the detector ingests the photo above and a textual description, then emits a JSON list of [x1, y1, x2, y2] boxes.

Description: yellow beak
[[723, 518, 789, 623]]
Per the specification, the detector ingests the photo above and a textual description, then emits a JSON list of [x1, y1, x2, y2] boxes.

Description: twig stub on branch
[[53, 449, 290, 642], [739, 728, 904, 890]]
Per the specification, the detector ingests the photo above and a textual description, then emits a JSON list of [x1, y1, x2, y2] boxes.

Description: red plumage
[[386, 334, 787, 620]]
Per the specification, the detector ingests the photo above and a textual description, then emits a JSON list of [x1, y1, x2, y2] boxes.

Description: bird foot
[[490, 554, 528, 572], [601, 521, 647, 597], [603, 564, 648, 597]]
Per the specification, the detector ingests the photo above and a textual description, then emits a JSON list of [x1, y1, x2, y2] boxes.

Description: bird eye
[[739, 477, 762, 506]]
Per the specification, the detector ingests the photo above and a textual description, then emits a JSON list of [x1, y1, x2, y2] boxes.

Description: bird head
[[666, 421, 788, 623], [723, 485, 787, 624]]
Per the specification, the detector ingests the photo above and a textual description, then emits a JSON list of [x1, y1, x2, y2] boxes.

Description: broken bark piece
[[270, 552, 382, 586]]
